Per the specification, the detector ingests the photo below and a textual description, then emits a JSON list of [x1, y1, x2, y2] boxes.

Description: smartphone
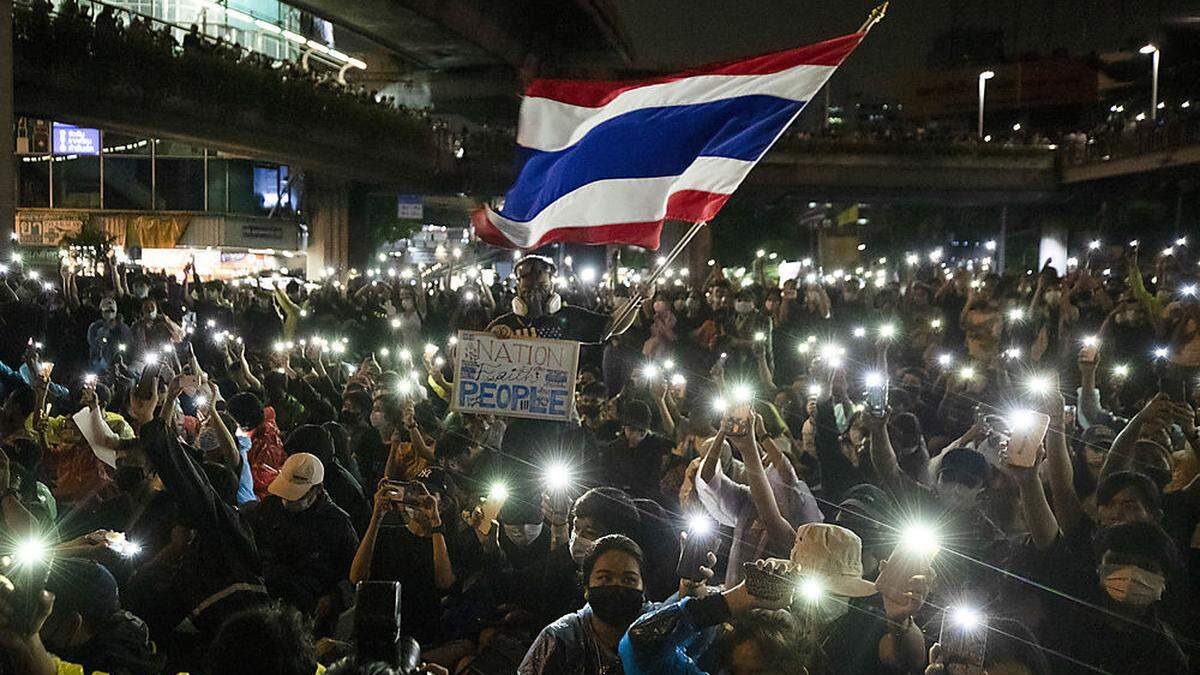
[[1160, 366, 1187, 403], [6, 554, 52, 635], [865, 382, 888, 418], [676, 526, 718, 582], [353, 581, 402, 663], [741, 560, 796, 602], [479, 488, 508, 535], [1005, 411, 1050, 468], [380, 480, 424, 507], [135, 362, 161, 400], [875, 543, 936, 598], [939, 608, 987, 675]]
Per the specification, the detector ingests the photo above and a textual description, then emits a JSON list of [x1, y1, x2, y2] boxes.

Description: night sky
[[612, 0, 1192, 100]]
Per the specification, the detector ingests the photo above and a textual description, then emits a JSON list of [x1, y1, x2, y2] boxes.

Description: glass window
[[226, 158, 257, 214], [103, 156, 153, 210], [253, 163, 280, 214], [155, 138, 205, 157], [18, 159, 51, 208], [53, 156, 101, 208], [156, 157, 205, 210], [206, 155, 227, 213]]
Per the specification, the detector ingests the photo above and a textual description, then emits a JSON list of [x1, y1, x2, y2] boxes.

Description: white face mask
[[937, 482, 980, 508], [734, 300, 754, 314], [569, 531, 595, 566], [148, 310, 158, 320], [504, 523, 544, 547], [1099, 564, 1165, 606]]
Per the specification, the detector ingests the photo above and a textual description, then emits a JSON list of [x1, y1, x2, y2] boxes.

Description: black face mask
[[114, 465, 144, 493], [587, 585, 645, 627]]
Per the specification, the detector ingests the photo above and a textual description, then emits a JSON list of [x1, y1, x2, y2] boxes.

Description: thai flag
[[473, 31, 865, 250]]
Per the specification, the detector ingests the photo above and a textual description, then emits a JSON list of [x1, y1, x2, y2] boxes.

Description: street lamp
[[978, 70, 995, 140], [1140, 44, 1160, 120]]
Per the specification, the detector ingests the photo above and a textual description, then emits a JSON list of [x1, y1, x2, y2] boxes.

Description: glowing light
[[378, 347, 390, 358], [579, 267, 597, 283], [878, 323, 896, 339], [687, 515, 713, 536], [1088, 240, 1101, 251], [852, 326, 867, 338], [952, 606, 984, 630], [959, 366, 976, 380], [1139, 43, 1158, 54], [489, 482, 509, 501], [984, 240, 996, 251], [1176, 236, 1188, 247], [1025, 374, 1053, 396], [756, 249, 766, 258], [807, 383, 822, 397], [930, 318, 943, 329], [906, 253, 920, 266], [1153, 346, 1170, 359], [543, 462, 572, 492], [899, 522, 941, 556], [424, 343, 439, 355], [12, 537, 47, 566], [936, 353, 954, 367], [731, 383, 754, 404], [797, 342, 812, 355], [800, 577, 823, 602], [641, 363, 661, 379], [1007, 408, 1038, 432], [753, 331, 766, 342], [1008, 308, 1025, 322], [1163, 246, 1175, 257], [864, 371, 885, 389], [1112, 364, 1130, 378], [1182, 284, 1198, 297], [398, 348, 412, 361], [670, 373, 687, 386], [194, 395, 208, 408]]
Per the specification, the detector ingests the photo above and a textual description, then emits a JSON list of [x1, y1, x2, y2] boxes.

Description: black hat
[[936, 448, 988, 487], [621, 401, 652, 431], [45, 560, 120, 621]]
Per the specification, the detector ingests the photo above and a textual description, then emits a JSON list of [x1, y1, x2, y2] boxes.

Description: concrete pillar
[[0, 0, 14, 259], [305, 174, 350, 276]]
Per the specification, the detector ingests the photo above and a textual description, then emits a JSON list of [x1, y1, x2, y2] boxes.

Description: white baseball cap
[[789, 523, 878, 597], [268, 453, 324, 501]]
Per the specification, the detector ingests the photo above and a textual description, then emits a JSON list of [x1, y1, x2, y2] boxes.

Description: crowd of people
[[12, 0, 457, 168], [0, 236, 1196, 675]]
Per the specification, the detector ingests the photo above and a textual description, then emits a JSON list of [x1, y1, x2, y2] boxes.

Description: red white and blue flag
[[473, 31, 865, 250]]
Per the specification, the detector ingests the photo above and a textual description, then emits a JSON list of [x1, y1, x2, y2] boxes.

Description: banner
[[451, 330, 579, 422]]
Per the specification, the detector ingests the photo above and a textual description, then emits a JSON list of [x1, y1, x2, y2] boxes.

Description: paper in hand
[[73, 407, 120, 468]]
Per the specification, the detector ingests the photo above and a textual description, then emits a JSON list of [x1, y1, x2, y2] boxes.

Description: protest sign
[[451, 330, 579, 422]]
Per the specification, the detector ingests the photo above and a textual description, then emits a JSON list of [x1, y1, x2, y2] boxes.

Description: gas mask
[[512, 285, 561, 318]]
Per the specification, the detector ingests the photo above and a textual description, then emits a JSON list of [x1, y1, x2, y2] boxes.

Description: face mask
[[369, 411, 388, 431], [102, 309, 117, 320], [283, 490, 317, 513], [114, 465, 144, 493], [401, 299, 416, 311], [504, 523, 543, 547], [133, 287, 149, 299], [734, 300, 754, 314], [587, 585, 645, 627], [1099, 564, 1164, 606], [1043, 291, 1061, 305], [198, 428, 220, 453], [937, 482, 979, 508], [569, 531, 595, 565]]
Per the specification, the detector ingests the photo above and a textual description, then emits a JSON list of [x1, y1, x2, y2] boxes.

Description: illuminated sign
[[52, 123, 100, 155]]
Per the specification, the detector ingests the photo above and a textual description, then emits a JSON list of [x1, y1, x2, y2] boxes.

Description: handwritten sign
[[452, 330, 579, 422]]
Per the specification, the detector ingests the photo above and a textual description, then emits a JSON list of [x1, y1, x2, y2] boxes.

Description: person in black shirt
[[601, 401, 674, 501]]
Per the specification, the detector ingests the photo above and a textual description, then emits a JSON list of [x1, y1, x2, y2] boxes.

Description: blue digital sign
[[52, 123, 101, 155]]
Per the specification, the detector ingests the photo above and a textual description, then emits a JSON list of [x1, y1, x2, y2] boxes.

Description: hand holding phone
[[1003, 410, 1050, 468], [939, 607, 987, 675], [676, 522, 718, 582]]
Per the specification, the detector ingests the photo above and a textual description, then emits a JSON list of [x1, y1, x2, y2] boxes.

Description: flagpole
[[604, 220, 707, 342], [858, 1, 888, 34]]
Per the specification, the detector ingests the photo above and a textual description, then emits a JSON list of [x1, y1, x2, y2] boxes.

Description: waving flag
[[473, 31, 866, 250]]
